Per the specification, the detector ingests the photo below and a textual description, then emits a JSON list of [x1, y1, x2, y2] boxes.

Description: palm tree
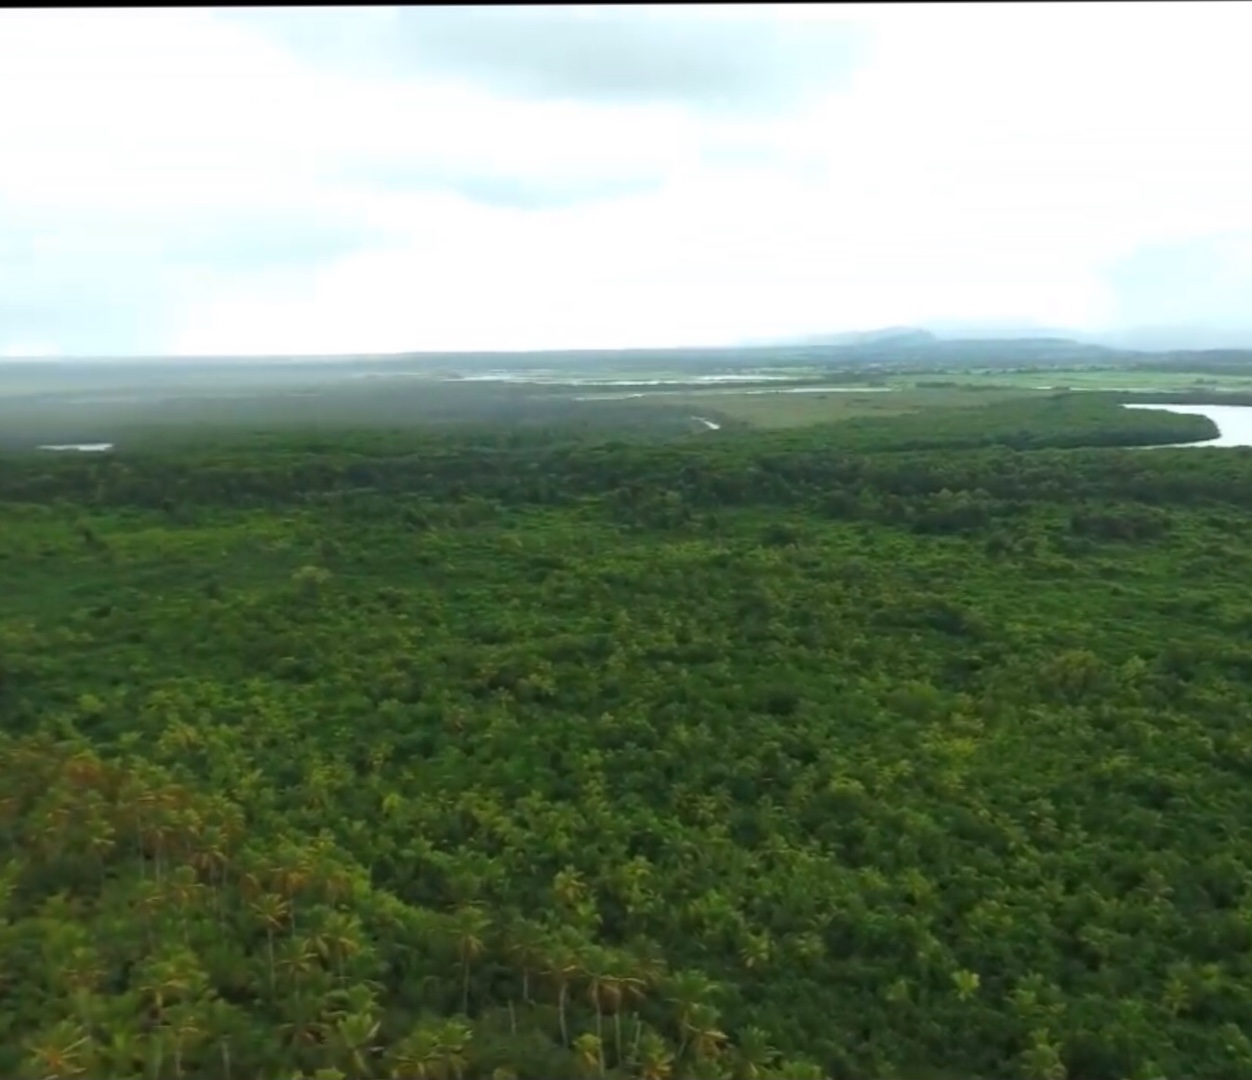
[[732, 1026, 778, 1080], [503, 917, 548, 1005], [57, 945, 103, 997], [270, 842, 314, 931], [1018, 1030, 1067, 1080], [553, 866, 589, 910], [736, 931, 772, 972], [307, 833, 357, 906], [686, 1004, 728, 1064], [573, 1033, 603, 1079], [164, 1003, 206, 1080], [436, 1018, 471, 1080], [381, 791, 406, 819], [158, 718, 202, 757], [279, 991, 329, 1053], [202, 998, 241, 1080], [136, 947, 208, 1022], [386, 1023, 442, 1080], [612, 957, 648, 1063], [590, 947, 644, 1067], [133, 876, 165, 948], [21, 1019, 93, 1080], [449, 903, 491, 1014], [327, 981, 381, 1019], [250, 891, 291, 992], [616, 855, 656, 919], [165, 864, 206, 945], [331, 1010, 381, 1079], [314, 909, 365, 979], [144, 789, 182, 884], [625, 936, 668, 997], [582, 945, 615, 1058], [664, 970, 721, 1062], [31, 793, 72, 861], [951, 968, 981, 1002], [81, 796, 116, 873], [545, 927, 587, 1048], [168, 800, 205, 870], [635, 1031, 674, 1080], [189, 823, 230, 924], [276, 935, 320, 987], [62, 748, 106, 791], [624, 948, 666, 1062], [100, 1027, 144, 1078]]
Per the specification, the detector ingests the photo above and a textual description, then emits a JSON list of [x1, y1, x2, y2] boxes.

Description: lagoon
[[37, 443, 114, 452], [1123, 403, 1252, 447]]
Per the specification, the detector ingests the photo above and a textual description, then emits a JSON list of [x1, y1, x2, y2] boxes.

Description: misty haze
[[6, 6, 1252, 1080]]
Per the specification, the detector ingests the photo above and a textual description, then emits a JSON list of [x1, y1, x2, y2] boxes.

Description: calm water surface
[[1123, 403, 1252, 447], [37, 443, 114, 452]]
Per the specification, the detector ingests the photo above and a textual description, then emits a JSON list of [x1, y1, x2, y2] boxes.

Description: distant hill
[[917, 319, 1079, 341], [786, 322, 1252, 355], [789, 327, 938, 348], [762, 331, 1127, 370]]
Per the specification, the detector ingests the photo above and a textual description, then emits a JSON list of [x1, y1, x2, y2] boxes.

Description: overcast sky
[[3, 2, 1252, 357]]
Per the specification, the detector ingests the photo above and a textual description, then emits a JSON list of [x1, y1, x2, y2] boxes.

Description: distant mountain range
[[785, 327, 940, 349], [765, 323, 1252, 367], [784, 322, 1252, 352]]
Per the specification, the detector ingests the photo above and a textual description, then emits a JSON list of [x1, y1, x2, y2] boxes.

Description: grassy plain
[[657, 385, 1044, 429], [907, 368, 1252, 393]]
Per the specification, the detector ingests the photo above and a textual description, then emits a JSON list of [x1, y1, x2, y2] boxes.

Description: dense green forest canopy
[[5, 391, 1252, 1079]]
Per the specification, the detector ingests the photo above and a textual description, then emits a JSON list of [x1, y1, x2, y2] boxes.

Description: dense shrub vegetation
[[4, 395, 1252, 1079]]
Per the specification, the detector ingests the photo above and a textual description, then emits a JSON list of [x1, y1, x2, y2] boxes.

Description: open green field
[[648, 369, 1252, 431], [653, 385, 1045, 429], [905, 368, 1252, 394]]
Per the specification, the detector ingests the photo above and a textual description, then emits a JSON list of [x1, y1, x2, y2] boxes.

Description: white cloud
[[3, 3, 1252, 355], [1, 341, 61, 359]]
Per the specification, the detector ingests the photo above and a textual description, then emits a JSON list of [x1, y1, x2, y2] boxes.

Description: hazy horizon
[[5, 4, 1252, 359]]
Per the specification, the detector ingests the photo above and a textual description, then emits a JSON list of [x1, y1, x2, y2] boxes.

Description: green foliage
[[1, 395, 1250, 1079]]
